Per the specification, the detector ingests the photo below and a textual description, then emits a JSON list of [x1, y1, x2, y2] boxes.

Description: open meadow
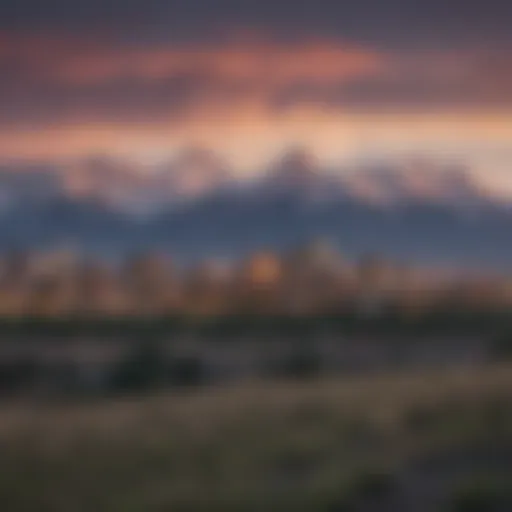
[[0, 363, 511, 511]]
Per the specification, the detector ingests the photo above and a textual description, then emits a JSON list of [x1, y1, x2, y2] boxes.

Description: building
[[230, 252, 283, 314], [281, 239, 346, 314], [123, 252, 174, 315]]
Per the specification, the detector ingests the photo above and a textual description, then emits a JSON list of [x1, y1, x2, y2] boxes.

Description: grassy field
[[0, 364, 511, 511]]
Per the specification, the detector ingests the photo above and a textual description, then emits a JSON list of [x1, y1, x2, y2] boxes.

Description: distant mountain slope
[[0, 151, 510, 268]]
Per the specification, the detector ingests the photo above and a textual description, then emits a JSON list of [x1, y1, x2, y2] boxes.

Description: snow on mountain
[[57, 149, 234, 215], [339, 158, 501, 209], [0, 151, 511, 268], [0, 150, 507, 217], [155, 148, 233, 201], [247, 147, 346, 206], [242, 150, 502, 213], [265, 147, 321, 189], [62, 156, 148, 208]]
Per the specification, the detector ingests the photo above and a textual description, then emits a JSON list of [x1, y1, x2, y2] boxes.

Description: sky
[[0, 0, 511, 187]]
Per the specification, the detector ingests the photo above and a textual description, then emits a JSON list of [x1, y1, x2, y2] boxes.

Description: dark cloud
[[1, 0, 511, 48], [0, 36, 510, 129], [272, 50, 512, 110], [0, 0, 510, 128], [0, 38, 384, 126], [0, 76, 200, 127]]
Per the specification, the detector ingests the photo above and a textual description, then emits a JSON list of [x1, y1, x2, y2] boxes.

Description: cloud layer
[[0, 1, 510, 175]]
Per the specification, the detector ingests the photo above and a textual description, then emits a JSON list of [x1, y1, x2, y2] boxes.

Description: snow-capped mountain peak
[[156, 147, 232, 199]]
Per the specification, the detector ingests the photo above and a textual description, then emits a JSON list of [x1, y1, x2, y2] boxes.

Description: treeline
[[0, 308, 511, 340], [0, 329, 512, 399], [0, 340, 205, 398], [0, 335, 336, 398]]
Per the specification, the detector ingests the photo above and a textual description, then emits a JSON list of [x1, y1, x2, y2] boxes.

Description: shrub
[[168, 355, 206, 388], [448, 479, 512, 512], [109, 340, 168, 393], [269, 345, 322, 380], [403, 404, 441, 433], [0, 357, 40, 394], [347, 469, 396, 501], [489, 333, 512, 361]]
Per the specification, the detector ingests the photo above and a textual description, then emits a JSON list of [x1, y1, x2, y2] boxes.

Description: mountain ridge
[[0, 150, 510, 269]]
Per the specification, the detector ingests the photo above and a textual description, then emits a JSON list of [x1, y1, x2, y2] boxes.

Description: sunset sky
[[1, 0, 511, 187]]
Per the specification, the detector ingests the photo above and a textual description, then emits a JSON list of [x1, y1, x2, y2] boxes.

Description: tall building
[[231, 252, 283, 314], [25, 275, 75, 317], [0, 249, 30, 289], [75, 260, 125, 317], [357, 254, 395, 292], [123, 252, 174, 315], [286, 238, 344, 276], [355, 254, 402, 316], [182, 259, 232, 316], [242, 252, 282, 288], [28, 246, 79, 280], [281, 239, 345, 314]]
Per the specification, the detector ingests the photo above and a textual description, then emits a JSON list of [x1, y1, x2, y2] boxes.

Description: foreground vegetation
[[2, 307, 512, 340], [0, 364, 511, 511]]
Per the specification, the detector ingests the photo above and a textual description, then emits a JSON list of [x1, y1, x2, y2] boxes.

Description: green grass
[[0, 364, 511, 511]]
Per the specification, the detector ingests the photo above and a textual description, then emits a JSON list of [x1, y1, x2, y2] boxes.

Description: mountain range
[[1, 148, 512, 270]]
